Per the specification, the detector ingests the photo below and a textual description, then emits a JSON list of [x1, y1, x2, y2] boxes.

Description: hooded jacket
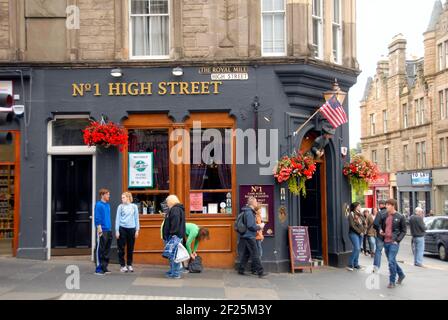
[[162, 203, 186, 241], [240, 206, 261, 239]]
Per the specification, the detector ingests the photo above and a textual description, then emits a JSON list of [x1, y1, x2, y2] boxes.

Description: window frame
[[439, 90, 445, 120], [371, 149, 377, 165], [312, 0, 324, 60], [261, 0, 287, 57], [384, 147, 390, 172], [440, 137, 446, 167], [403, 103, 408, 129], [422, 141, 426, 168], [129, 0, 171, 60], [332, 0, 343, 64], [438, 43, 444, 71], [416, 142, 421, 169], [383, 110, 388, 133], [370, 113, 376, 136]]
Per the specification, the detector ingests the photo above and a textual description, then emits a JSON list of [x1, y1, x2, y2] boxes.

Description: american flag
[[319, 95, 347, 129]]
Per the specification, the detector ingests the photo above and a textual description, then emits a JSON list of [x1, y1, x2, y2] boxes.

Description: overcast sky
[[349, 0, 437, 147]]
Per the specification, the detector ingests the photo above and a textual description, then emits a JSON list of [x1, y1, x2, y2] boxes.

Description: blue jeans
[[256, 240, 263, 258], [384, 243, 405, 284], [368, 236, 376, 255], [164, 239, 182, 277], [374, 237, 384, 269], [413, 236, 425, 266], [348, 232, 363, 267]]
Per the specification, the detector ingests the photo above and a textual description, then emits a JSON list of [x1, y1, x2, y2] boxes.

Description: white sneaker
[[127, 265, 134, 273], [120, 266, 128, 273]]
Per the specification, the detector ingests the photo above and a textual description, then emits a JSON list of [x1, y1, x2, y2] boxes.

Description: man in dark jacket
[[372, 200, 387, 271], [237, 197, 268, 278], [409, 207, 426, 267], [162, 195, 186, 279], [379, 199, 407, 288]]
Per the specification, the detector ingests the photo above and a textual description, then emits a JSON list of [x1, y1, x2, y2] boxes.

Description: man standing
[[237, 197, 268, 278], [409, 207, 427, 267], [372, 200, 387, 271], [94, 189, 112, 276], [379, 199, 407, 289]]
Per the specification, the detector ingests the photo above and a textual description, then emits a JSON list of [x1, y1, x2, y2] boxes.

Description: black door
[[52, 156, 92, 254], [299, 164, 322, 259]]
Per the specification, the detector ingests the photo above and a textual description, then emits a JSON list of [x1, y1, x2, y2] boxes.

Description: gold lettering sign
[[199, 66, 248, 74], [72, 81, 223, 97]]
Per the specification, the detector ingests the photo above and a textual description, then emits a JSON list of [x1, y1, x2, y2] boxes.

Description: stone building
[[360, 0, 448, 216], [0, 0, 359, 270]]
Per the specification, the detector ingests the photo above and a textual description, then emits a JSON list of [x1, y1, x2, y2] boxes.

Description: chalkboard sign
[[288, 226, 313, 273]]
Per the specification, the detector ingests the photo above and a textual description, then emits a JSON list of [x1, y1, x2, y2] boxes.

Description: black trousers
[[238, 237, 263, 274], [95, 231, 112, 272], [117, 227, 136, 267]]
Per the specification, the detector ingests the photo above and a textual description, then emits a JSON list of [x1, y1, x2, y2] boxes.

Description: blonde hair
[[122, 192, 133, 203], [166, 195, 180, 207]]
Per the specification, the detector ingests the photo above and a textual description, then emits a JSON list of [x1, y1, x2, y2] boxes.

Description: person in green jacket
[[179, 223, 209, 272]]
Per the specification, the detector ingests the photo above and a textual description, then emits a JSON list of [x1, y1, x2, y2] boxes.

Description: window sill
[[129, 55, 170, 61]]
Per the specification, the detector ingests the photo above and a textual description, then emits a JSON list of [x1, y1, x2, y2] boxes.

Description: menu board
[[288, 226, 313, 273]]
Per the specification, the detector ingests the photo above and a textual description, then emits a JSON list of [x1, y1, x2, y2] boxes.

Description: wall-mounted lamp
[[12, 105, 25, 117], [172, 67, 184, 77], [111, 68, 123, 78]]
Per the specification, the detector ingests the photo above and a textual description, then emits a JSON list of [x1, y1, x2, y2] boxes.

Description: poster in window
[[128, 152, 153, 188], [190, 193, 203, 212], [208, 203, 218, 214]]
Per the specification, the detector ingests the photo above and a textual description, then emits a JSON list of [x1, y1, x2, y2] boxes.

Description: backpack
[[234, 211, 247, 234], [188, 255, 203, 273]]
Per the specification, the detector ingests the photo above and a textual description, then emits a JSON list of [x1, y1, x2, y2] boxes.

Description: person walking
[[162, 195, 186, 279], [183, 223, 210, 272], [347, 202, 365, 271], [94, 188, 112, 276], [237, 197, 268, 278], [373, 200, 387, 271], [115, 192, 140, 273], [409, 207, 427, 267], [361, 209, 370, 255], [378, 199, 407, 289]]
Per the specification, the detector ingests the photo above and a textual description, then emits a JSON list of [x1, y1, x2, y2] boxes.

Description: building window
[[415, 98, 425, 125], [130, 0, 170, 59], [440, 137, 447, 167], [332, 0, 342, 64], [438, 43, 444, 71], [370, 113, 376, 135], [416, 142, 421, 169], [445, 89, 448, 120], [385, 147, 390, 172], [403, 144, 409, 169], [415, 99, 420, 125], [312, 0, 323, 59], [439, 90, 445, 120], [422, 141, 426, 168], [445, 41, 448, 70], [383, 110, 388, 133], [371, 150, 377, 165], [262, 0, 286, 56], [403, 103, 408, 129]]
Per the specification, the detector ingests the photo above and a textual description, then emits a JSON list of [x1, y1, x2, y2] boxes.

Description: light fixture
[[12, 105, 25, 116], [172, 67, 183, 77], [324, 79, 347, 105], [111, 68, 123, 78]]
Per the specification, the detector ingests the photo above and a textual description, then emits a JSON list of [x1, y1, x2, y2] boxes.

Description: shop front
[[432, 168, 448, 215], [365, 173, 390, 209], [397, 171, 432, 217], [11, 63, 357, 271]]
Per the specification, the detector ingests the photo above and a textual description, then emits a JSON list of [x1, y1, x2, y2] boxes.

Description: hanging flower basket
[[273, 152, 317, 197], [82, 120, 128, 152], [343, 155, 379, 194]]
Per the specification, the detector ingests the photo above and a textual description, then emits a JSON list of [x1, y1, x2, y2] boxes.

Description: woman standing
[[115, 192, 140, 273], [162, 195, 186, 279], [366, 209, 377, 258], [347, 202, 365, 271]]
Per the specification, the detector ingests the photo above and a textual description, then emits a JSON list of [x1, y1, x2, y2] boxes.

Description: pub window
[[261, 0, 286, 56], [189, 128, 233, 215], [127, 129, 170, 214], [51, 118, 90, 146], [130, 0, 170, 59], [332, 0, 342, 64], [312, 0, 324, 59]]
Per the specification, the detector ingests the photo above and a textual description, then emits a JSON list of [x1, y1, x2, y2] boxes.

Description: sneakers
[[237, 270, 246, 275], [346, 266, 354, 271], [127, 265, 134, 273], [104, 269, 112, 274], [94, 271, 105, 276], [258, 272, 269, 278], [387, 283, 396, 289], [397, 274, 406, 285], [354, 265, 363, 270], [120, 266, 128, 273], [415, 264, 425, 268], [166, 274, 181, 279]]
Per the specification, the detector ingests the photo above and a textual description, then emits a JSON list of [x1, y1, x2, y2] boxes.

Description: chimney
[[388, 34, 407, 77]]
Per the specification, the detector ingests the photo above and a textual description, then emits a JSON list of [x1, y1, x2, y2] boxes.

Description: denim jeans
[[348, 232, 363, 268], [413, 236, 425, 266], [256, 240, 263, 258], [374, 237, 384, 269], [384, 243, 405, 284], [368, 236, 376, 255], [164, 239, 182, 277]]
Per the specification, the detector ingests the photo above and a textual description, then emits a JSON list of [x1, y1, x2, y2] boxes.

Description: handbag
[[174, 242, 190, 263], [188, 255, 203, 273]]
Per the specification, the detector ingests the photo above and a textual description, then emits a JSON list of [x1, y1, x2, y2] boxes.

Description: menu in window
[[128, 152, 153, 188], [190, 193, 203, 212]]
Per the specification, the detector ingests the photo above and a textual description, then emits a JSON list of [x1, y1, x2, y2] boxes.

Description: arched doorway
[[298, 130, 328, 264]]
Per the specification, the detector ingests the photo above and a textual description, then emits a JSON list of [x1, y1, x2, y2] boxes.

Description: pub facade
[[0, 0, 359, 271]]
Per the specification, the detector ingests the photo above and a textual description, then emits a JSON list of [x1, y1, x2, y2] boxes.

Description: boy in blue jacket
[[94, 188, 112, 275]]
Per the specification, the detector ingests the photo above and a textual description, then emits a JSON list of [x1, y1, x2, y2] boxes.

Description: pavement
[[0, 235, 447, 300]]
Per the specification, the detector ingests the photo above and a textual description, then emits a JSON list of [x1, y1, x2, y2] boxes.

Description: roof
[[426, 0, 443, 32], [405, 58, 424, 88]]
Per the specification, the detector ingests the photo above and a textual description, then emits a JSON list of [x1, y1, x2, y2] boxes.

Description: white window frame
[[129, 0, 171, 60], [383, 110, 388, 133], [332, 0, 342, 64], [312, 0, 324, 60], [371, 150, 377, 164], [261, 0, 287, 57], [46, 114, 97, 261]]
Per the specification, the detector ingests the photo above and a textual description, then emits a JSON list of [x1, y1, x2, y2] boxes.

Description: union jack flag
[[319, 95, 348, 129]]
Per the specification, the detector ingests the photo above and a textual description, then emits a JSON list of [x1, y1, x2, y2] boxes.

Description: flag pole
[[294, 108, 321, 136]]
